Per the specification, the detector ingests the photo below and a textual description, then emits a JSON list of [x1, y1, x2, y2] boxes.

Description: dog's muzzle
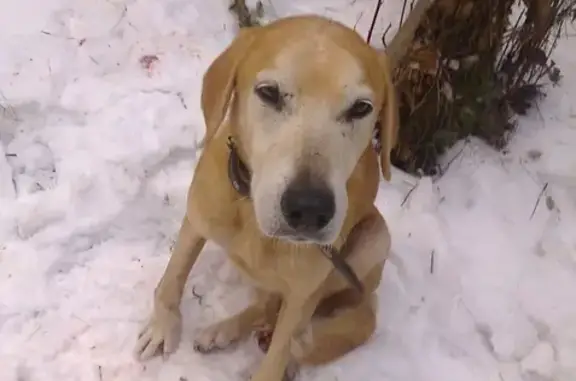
[[279, 174, 335, 241], [226, 137, 363, 293]]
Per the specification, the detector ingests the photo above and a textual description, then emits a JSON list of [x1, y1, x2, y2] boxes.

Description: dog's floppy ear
[[376, 52, 399, 182], [201, 27, 259, 144]]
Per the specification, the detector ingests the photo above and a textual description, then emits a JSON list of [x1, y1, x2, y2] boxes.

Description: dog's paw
[[193, 320, 241, 354], [248, 363, 299, 381], [134, 305, 182, 361]]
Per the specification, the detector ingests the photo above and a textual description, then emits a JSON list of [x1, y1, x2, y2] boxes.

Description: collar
[[226, 136, 366, 294], [226, 136, 251, 197]]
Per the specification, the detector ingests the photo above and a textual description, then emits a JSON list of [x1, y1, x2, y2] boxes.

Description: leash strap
[[319, 245, 364, 293]]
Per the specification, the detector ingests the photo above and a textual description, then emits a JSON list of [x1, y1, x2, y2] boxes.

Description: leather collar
[[226, 137, 251, 197]]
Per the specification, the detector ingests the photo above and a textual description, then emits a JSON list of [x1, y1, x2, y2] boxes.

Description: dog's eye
[[345, 99, 373, 121], [255, 83, 282, 109]]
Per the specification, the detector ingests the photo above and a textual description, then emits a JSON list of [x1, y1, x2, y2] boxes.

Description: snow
[[0, 0, 575, 380]]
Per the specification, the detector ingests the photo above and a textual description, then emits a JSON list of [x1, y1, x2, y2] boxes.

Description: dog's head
[[201, 16, 398, 245]]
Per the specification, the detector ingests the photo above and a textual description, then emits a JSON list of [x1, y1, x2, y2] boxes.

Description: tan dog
[[135, 4, 431, 380]]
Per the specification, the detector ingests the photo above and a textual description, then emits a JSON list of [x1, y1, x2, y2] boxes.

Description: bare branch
[[367, 0, 384, 44], [385, 0, 434, 70]]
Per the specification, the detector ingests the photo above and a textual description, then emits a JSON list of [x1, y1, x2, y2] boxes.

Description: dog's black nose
[[280, 182, 335, 232]]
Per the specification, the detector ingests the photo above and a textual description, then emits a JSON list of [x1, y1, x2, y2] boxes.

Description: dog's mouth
[[271, 229, 332, 245], [280, 234, 308, 242]]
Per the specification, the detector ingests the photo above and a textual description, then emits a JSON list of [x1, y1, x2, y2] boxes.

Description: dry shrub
[[388, 0, 576, 176]]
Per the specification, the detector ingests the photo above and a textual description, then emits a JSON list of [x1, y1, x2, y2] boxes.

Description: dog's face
[[238, 36, 381, 244], [201, 17, 397, 245]]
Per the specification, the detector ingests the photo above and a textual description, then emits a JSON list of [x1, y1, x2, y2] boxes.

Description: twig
[[436, 140, 468, 179], [381, 23, 393, 48], [366, 0, 383, 44], [97, 365, 103, 381], [111, 5, 128, 32], [353, 11, 365, 32], [399, 0, 409, 27], [401, 182, 418, 207], [530, 182, 548, 219], [192, 285, 204, 305], [176, 92, 188, 109], [430, 250, 435, 274], [0, 91, 17, 121]]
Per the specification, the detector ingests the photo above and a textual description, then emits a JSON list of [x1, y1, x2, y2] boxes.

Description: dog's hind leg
[[291, 289, 379, 366]]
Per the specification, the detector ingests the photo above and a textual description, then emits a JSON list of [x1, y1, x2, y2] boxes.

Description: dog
[[134, 5, 431, 380]]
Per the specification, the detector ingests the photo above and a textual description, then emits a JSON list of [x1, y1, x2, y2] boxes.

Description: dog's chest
[[227, 233, 332, 295]]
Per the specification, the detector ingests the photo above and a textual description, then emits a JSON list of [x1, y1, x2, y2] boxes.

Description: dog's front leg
[[135, 215, 206, 360], [250, 294, 321, 381]]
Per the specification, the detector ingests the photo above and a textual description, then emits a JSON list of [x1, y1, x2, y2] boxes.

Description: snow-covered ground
[[1, 0, 575, 380]]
